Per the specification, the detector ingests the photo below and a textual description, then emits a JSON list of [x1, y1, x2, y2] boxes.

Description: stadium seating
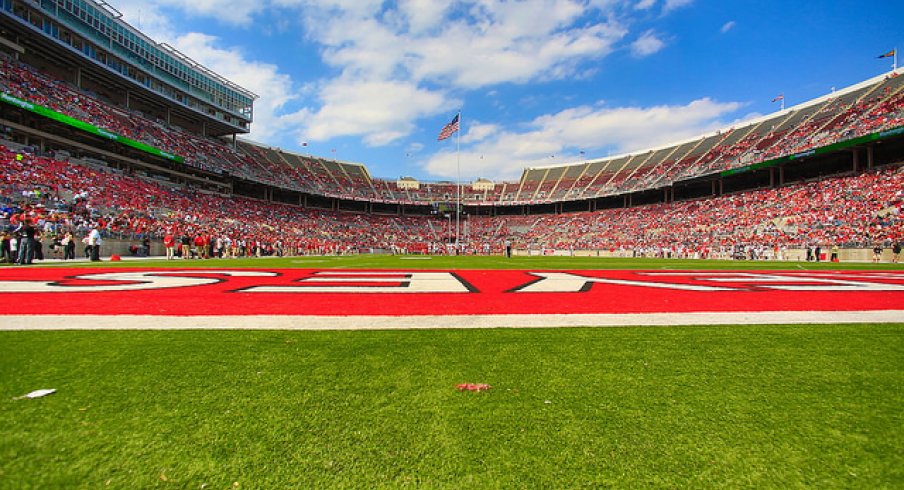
[[3, 54, 904, 258], [3, 56, 902, 204], [3, 145, 900, 259]]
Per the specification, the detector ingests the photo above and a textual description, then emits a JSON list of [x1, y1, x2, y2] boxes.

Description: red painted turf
[[0, 268, 902, 316]]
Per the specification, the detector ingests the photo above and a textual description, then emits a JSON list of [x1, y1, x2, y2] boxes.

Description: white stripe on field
[[0, 311, 902, 330]]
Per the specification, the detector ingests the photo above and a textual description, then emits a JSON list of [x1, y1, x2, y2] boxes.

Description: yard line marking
[[1, 311, 902, 330]]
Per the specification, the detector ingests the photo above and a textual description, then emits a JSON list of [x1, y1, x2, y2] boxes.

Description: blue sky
[[109, 0, 903, 182]]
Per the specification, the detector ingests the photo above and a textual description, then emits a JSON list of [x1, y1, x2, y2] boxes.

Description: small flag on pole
[[877, 49, 896, 59], [771, 94, 784, 102], [437, 114, 460, 141]]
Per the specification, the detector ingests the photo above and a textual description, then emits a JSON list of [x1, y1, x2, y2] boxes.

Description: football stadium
[[1, 0, 903, 488]]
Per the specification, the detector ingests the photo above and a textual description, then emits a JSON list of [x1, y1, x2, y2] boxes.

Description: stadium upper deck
[[0, 0, 257, 136], [510, 70, 904, 204]]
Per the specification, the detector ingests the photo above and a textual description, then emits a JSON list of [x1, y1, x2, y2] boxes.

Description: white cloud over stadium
[[425, 97, 743, 179]]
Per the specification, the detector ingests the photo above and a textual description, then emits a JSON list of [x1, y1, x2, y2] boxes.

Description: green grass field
[[27, 253, 904, 270], [2, 256, 903, 488]]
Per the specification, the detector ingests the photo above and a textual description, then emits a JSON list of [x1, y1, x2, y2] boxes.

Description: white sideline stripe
[[0, 311, 902, 330]]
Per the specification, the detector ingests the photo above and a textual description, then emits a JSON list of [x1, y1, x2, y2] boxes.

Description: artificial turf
[[2, 324, 903, 488]]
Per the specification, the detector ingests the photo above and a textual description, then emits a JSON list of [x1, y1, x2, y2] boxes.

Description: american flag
[[771, 94, 784, 102], [437, 114, 460, 141]]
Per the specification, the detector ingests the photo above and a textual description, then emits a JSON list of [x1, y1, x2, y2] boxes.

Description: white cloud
[[113, 4, 172, 36], [124, 0, 265, 26], [663, 0, 693, 12], [166, 33, 303, 143], [405, 142, 425, 155], [317, 15, 405, 79], [413, 23, 626, 88], [634, 0, 657, 10], [462, 123, 500, 144], [398, 0, 451, 34], [280, 0, 633, 142], [302, 77, 454, 146], [535, 98, 743, 152], [630, 30, 666, 57], [423, 98, 744, 180], [720, 21, 736, 33], [306, 0, 627, 89]]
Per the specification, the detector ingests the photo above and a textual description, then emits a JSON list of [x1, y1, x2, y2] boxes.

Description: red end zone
[[0, 269, 902, 323]]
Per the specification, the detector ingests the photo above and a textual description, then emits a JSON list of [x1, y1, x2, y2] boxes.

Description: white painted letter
[[244, 271, 474, 293], [0, 270, 277, 293]]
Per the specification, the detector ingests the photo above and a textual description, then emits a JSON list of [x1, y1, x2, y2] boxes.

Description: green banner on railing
[[720, 125, 904, 177], [0, 92, 184, 164]]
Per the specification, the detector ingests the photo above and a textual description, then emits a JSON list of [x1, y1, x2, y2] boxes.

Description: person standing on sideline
[[88, 224, 102, 261], [892, 241, 901, 263], [163, 231, 176, 260], [17, 218, 35, 265], [62, 231, 75, 260], [180, 233, 191, 259], [0, 231, 11, 262]]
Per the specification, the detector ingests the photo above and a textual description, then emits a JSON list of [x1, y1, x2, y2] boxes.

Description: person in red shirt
[[194, 234, 210, 259], [163, 231, 176, 260]]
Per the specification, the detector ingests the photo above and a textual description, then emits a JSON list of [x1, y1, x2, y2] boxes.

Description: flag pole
[[455, 110, 462, 248]]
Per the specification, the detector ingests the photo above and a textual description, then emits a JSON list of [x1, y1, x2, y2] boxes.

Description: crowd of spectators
[[3, 143, 901, 262], [505, 166, 904, 258], [0, 146, 455, 260], [0, 58, 312, 190]]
